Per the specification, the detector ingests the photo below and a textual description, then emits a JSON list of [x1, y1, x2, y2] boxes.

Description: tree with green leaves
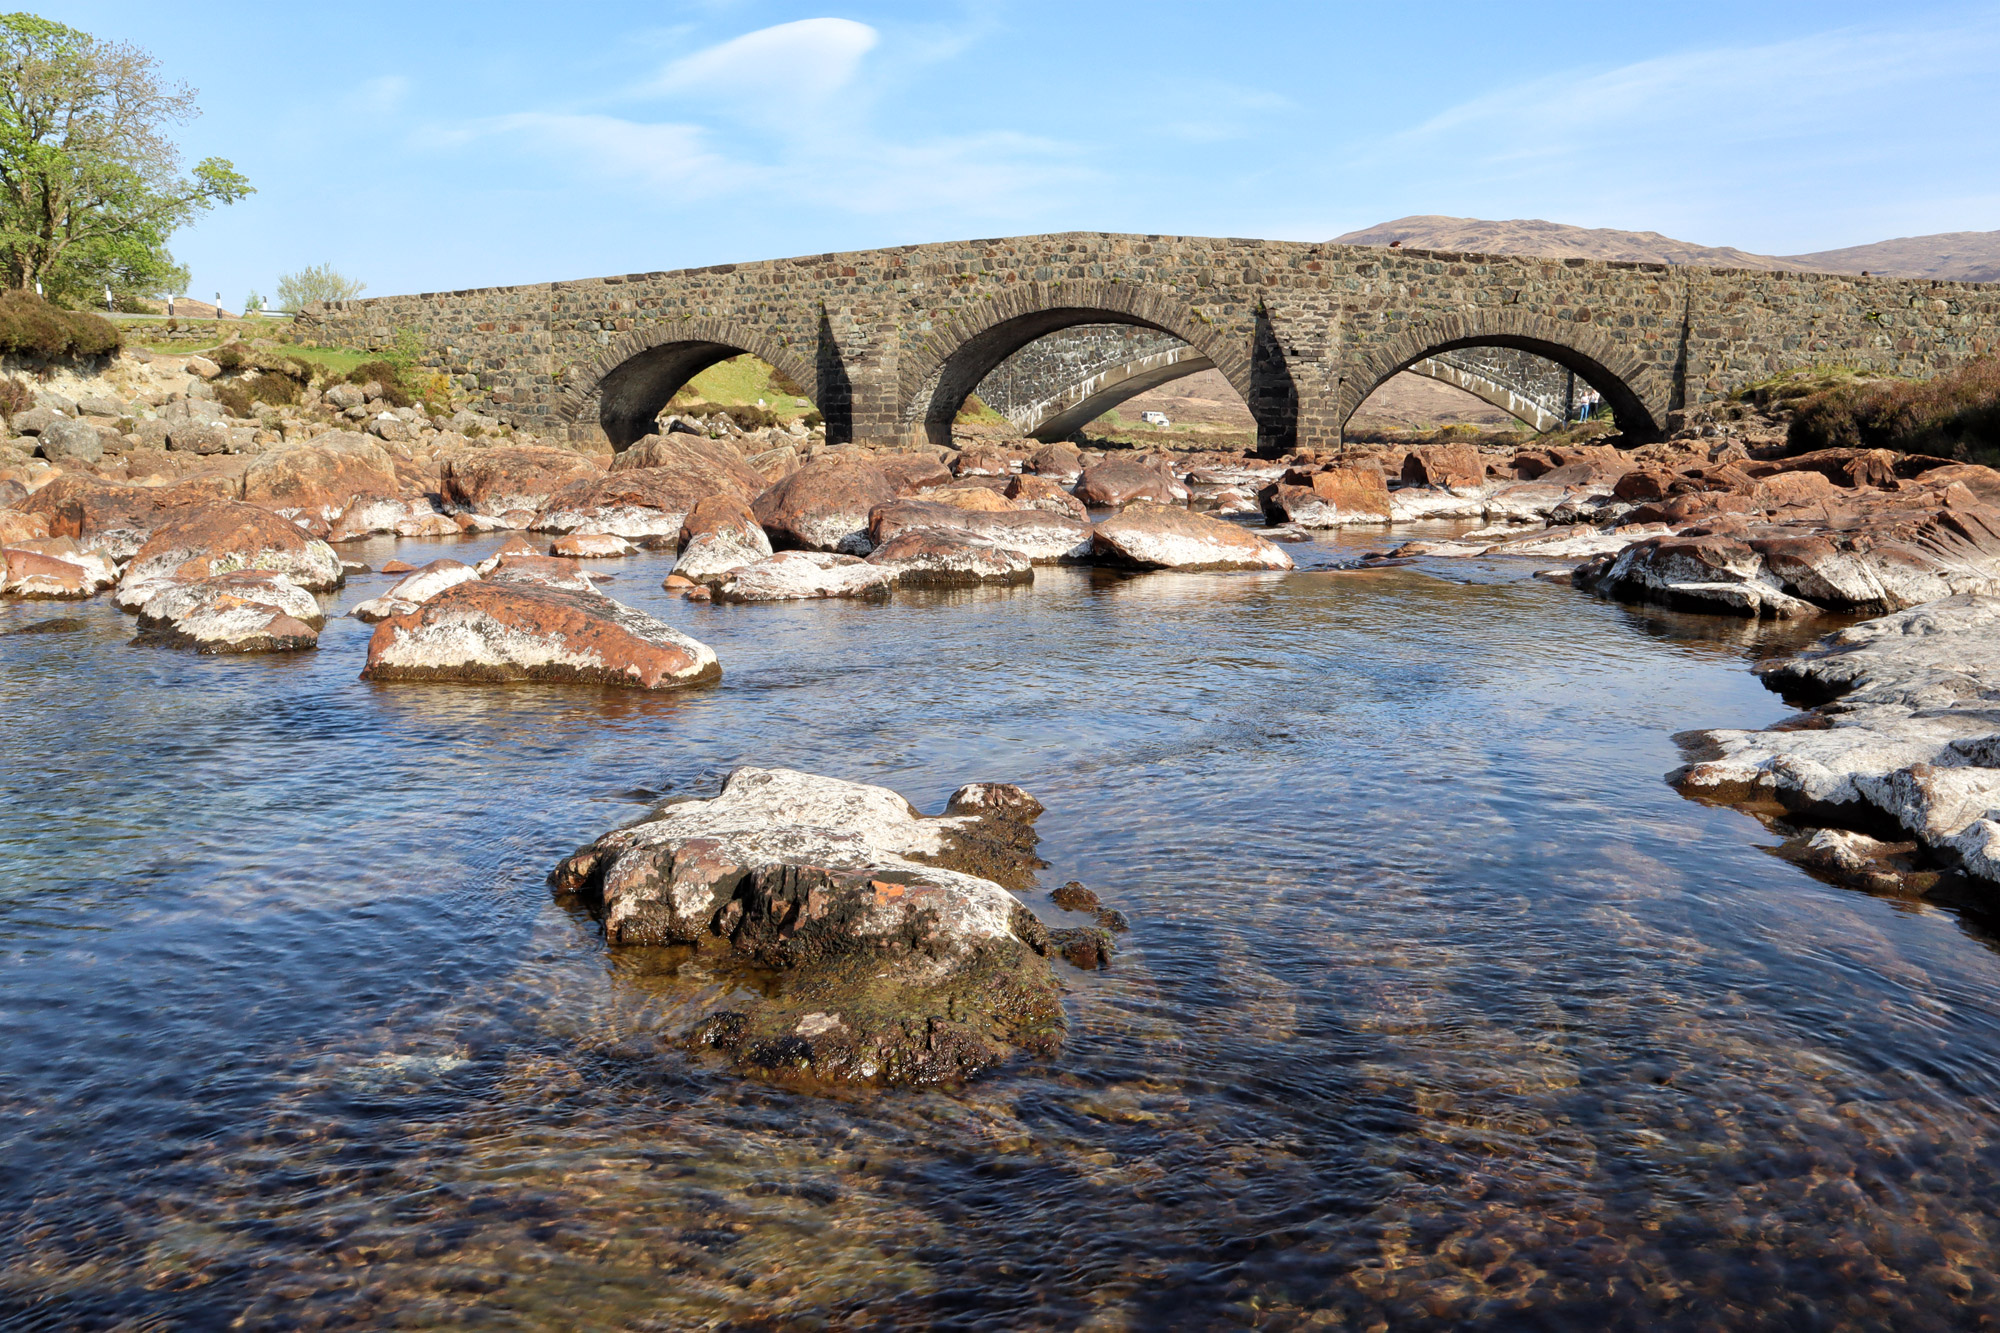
[[0, 13, 251, 308], [274, 263, 365, 311]]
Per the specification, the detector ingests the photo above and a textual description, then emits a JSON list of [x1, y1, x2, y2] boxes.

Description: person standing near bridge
[[1578, 388, 1601, 421]]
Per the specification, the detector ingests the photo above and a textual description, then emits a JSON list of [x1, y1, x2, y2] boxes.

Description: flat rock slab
[[550, 766, 1064, 1086], [1091, 502, 1295, 572], [360, 581, 720, 689], [869, 500, 1091, 564], [2, 539, 118, 599], [1676, 594, 2000, 890]]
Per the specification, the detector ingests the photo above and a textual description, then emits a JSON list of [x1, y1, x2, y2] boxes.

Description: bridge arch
[[1341, 310, 1672, 442], [557, 318, 818, 449], [899, 280, 1262, 448]]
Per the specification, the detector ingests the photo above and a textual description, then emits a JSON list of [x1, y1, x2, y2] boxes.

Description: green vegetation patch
[[668, 354, 818, 423], [0, 289, 119, 359], [1787, 356, 2000, 460]]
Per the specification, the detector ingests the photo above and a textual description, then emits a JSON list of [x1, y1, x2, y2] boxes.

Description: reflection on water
[[5, 528, 2000, 1329]]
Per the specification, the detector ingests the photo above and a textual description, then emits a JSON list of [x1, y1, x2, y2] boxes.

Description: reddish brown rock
[[1027, 442, 1084, 479], [1400, 444, 1484, 491], [752, 458, 898, 553], [1259, 463, 1391, 527], [874, 452, 955, 493], [361, 581, 719, 688], [241, 433, 403, 524], [1091, 502, 1294, 571], [0, 508, 50, 543], [1072, 457, 1185, 509], [550, 532, 639, 558], [134, 572, 325, 652], [117, 501, 344, 603], [4, 540, 118, 598], [439, 446, 602, 515], [953, 447, 1016, 477], [1005, 473, 1090, 519]]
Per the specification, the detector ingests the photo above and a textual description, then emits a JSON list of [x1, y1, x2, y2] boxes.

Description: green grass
[[955, 392, 1008, 426], [671, 355, 817, 422]]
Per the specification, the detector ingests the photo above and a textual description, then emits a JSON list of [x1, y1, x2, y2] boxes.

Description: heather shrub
[[0, 375, 33, 418], [1789, 356, 2000, 459], [0, 289, 118, 358], [346, 359, 412, 407], [214, 380, 253, 416], [210, 342, 248, 372]]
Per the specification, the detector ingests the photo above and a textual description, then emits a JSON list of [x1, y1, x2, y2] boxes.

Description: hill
[[1332, 215, 2000, 281]]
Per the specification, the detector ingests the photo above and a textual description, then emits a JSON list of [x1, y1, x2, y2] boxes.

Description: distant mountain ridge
[[1332, 215, 2000, 283]]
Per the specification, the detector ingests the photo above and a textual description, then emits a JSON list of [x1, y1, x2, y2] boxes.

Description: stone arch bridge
[[302, 231, 2000, 455]]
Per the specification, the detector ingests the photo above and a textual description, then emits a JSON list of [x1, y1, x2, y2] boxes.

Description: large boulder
[[1091, 502, 1295, 572], [439, 445, 602, 517], [865, 527, 1035, 588], [0, 508, 49, 543], [1027, 442, 1084, 480], [132, 572, 323, 653], [1400, 443, 1486, 491], [349, 558, 480, 623], [712, 550, 897, 602], [1005, 473, 1089, 519], [671, 494, 772, 587], [548, 766, 1065, 1085], [241, 433, 402, 524], [1258, 463, 1391, 527], [36, 416, 102, 465], [21, 476, 218, 561], [869, 499, 1092, 564], [874, 452, 955, 493], [752, 458, 898, 553], [1072, 457, 1186, 509], [360, 582, 719, 689], [116, 501, 344, 608]]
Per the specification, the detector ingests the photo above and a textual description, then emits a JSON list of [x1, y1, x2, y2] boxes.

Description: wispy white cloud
[[433, 17, 1096, 232]]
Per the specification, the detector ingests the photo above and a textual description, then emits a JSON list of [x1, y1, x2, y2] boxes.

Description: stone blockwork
[[300, 232, 2000, 454]]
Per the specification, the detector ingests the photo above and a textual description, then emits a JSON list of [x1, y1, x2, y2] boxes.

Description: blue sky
[[42, 0, 2000, 306]]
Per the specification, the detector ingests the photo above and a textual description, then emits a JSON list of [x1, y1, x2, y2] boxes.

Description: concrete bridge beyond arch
[[302, 231, 2000, 455]]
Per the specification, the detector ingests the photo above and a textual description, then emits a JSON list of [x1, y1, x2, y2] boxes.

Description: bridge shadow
[[816, 308, 853, 445]]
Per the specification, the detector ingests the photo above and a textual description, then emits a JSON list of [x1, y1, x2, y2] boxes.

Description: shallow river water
[[6, 528, 2000, 1330]]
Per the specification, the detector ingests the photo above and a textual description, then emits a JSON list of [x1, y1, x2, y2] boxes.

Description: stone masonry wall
[[299, 232, 2000, 453]]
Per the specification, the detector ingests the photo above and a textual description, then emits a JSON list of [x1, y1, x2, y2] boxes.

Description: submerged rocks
[[752, 458, 898, 553], [549, 766, 1065, 1085], [360, 581, 719, 689], [133, 572, 322, 653], [1675, 595, 2000, 891], [1092, 502, 1295, 572], [712, 550, 896, 603]]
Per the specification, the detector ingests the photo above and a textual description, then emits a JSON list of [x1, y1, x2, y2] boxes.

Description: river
[[5, 528, 1999, 1329]]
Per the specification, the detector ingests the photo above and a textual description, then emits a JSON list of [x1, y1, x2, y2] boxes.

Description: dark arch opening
[[916, 307, 1202, 448], [596, 340, 750, 448], [1352, 333, 1661, 443]]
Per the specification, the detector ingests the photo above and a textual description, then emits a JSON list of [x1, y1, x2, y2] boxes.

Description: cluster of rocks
[[1676, 595, 2000, 898], [1361, 436, 2000, 620], [551, 767, 1111, 1086]]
